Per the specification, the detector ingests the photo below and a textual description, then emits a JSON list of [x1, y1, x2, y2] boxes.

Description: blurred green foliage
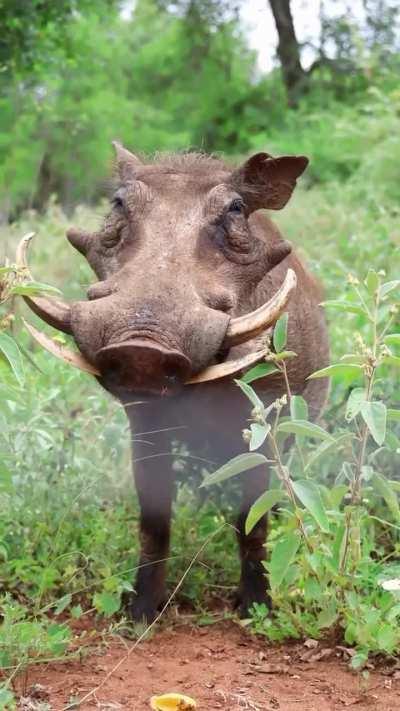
[[1, 0, 399, 215], [0, 0, 278, 211]]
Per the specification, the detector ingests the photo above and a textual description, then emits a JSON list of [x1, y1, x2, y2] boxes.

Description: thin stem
[[279, 360, 292, 400], [278, 360, 306, 471], [268, 431, 313, 552], [339, 507, 352, 573], [379, 313, 394, 341], [353, 285, 373, 320], [351, 290, 379, 505]]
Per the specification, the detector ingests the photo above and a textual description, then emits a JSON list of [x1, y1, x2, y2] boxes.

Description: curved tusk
[[16, 233, 73, 335], [186, 346, 271, 385], [23, 319, 100, 376], [222, 268, 297, 348]]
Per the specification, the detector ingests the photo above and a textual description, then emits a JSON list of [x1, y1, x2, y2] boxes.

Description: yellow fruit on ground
[[150, 692, 197, 710]]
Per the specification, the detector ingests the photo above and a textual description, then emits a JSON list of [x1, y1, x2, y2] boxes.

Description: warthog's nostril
[[96, 338, 191, 392]]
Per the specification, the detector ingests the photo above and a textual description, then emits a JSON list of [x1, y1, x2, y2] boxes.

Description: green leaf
[[365, 269, 379, 295], [0, 266, 15, 275], [54, 593, 72, 615], [384, 334, 400, 346], [332, 523, 346, 571], [387, 603, 400, 622], [321, 300, 369, 318], [304, 577, 323, 601], [201, 452, 269, 488], [372, 473, 399, 517], [350, 651, 368, 670], [46, 623, 71, 654], [340, 354, 365, 364], [345, 387, 366, 421], [241, 362, 279, 384], [273, 312, 288, 353], [336, 461, 355, 485], [290, 395, 308, 421], [235, 379, 264, 411], [377, 624, 399, 652], [274, 350, 297, 361], [387, 409, 400, 422], [0, 333, 25, 385], [249, 423, 270, 451], [380, 280, 400, 297], [308, 363, 363, 381], [382, 355, 400, 368], [10, 281, 62, 296], [0, 686, 15, 709], [360, 401, 387, 445], [245, 489, 284, 535], [317, 600, 338, 629], [268, 530, 301, 590], [304, 433, 353, 473], [292, 479, 330, 532], [361, 465, 374, 482], [277, 419, 333, 441], [93, 591, 121, 617], [385, 431, 400, 451], [0, 466, 13, 493]]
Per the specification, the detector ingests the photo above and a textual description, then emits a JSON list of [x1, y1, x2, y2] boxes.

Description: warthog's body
[[22, 147, 329, 622]]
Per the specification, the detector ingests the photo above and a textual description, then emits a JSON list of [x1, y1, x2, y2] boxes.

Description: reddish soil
[[20, 622, 400, 711]]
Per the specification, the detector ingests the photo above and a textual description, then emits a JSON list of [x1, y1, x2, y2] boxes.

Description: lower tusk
[[16, 231, 36, 272], [186, 346, 271, 385], [24, 317, 272, 386], [222, 268, 297, 348], [16, 232, 73, 335], [23, 319, 100, 376]]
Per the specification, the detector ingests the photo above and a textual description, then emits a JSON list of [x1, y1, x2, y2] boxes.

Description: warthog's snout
[[96, 338, 191, 392]]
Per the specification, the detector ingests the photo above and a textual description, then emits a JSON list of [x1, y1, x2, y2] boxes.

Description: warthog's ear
[[232, 152, 309, 212], [112, 141, 142, 182]]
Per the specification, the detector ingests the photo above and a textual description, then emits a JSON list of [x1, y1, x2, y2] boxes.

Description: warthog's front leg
[[129, 439, 175, 624], [235, 464, 270, 617]]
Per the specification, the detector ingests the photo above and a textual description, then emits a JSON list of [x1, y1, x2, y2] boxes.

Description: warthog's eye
[[102, 233, 121, 249], [111, 194, 124, 209], [101, 220, 124, 250], [228, 198, 244, 214]]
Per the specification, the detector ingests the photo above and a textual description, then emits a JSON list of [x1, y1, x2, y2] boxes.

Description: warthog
[[18, 145, 329, 622]]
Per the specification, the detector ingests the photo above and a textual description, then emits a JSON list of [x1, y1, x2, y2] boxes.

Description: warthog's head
[[19, 146, 308, 395]]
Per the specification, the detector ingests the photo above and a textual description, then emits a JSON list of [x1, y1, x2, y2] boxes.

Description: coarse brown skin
[[25, 146, 330, 623]]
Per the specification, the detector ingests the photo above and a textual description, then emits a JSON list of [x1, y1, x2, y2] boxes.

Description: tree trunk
[[268, 0, 308, 106], [32, 152, 64, 212]]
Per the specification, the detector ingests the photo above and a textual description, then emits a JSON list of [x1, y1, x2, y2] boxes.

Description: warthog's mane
[[143, 151, 232, 175], [109, 151, 262, 200], [145, 153, 261, 200]]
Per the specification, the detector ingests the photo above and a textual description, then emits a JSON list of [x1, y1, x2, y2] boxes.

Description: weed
[[203, 269, 399, 666]]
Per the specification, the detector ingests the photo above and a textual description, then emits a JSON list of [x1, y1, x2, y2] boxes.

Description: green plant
[[0, 243, 61, 385], [0, 597, 72, 708], [202, 271, 399, 665]]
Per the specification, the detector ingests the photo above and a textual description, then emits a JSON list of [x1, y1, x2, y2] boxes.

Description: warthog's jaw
[[17, 233, 297, 387]]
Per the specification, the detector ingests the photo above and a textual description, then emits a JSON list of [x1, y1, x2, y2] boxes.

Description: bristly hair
[[148, 150, 231, 175], [107, 150, 235, 195]]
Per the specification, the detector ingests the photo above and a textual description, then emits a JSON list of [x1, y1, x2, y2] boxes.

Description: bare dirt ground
[[20, 621, 400, 711]]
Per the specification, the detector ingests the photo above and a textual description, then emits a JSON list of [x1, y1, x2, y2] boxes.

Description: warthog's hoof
[[123, 590, 167, 625], [234, 584, 272, 619]]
